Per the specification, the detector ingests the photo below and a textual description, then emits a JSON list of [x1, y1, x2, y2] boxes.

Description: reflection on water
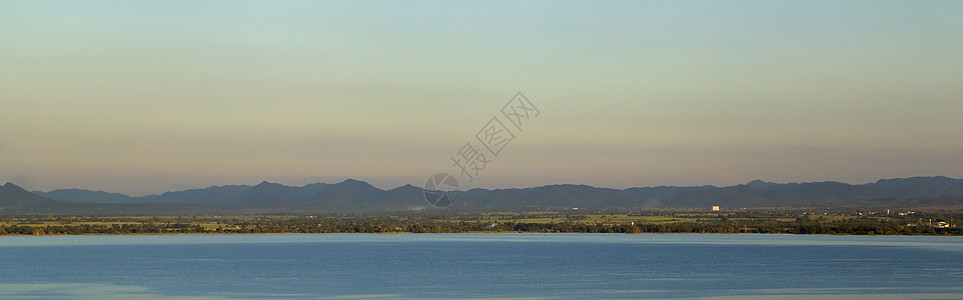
[[0, 284, 409, 300], [0, 283, 222, 300], [705, 293, 963, 300], [3, 283, 961, 300]]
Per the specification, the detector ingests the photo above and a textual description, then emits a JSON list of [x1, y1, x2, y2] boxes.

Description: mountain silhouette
[[138, 185, 253, 204], [241, 181, 329, 206], [34, 188, 134, 203], [7, 176, 963, 214], [312, 179, 383, 207], [1, 182, 73, 213]]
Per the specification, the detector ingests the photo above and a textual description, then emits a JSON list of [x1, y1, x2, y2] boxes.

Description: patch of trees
[[2, 214, 962, 235], [0, 223, 207, 235]]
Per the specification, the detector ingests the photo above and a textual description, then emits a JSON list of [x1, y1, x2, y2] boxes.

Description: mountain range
[[2, 176, 962, 215]]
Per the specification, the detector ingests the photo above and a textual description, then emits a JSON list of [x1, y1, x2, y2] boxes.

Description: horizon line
[[9, 175, 958, 197]]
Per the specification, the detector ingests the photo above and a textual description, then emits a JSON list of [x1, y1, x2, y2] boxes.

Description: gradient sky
[[2, 1, 962, 196]]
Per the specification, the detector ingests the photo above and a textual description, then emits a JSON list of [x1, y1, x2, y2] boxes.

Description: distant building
[[712, 206, 720, 211], [937, 222, 950, 228]]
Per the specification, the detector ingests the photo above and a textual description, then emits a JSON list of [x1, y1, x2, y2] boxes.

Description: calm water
[[1, 234, 962, 299]]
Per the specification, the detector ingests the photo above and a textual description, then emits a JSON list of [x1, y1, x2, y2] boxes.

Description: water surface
[[1, 234, 961, 299]]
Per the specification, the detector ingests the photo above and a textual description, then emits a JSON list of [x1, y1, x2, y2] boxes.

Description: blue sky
[[2, 1, 962, 195]]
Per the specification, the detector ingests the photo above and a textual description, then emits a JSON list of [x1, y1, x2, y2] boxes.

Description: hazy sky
[[2, 1, 962, 195]]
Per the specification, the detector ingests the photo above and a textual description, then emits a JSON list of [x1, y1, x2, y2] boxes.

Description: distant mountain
[[746, 179, 778, 187], [312, 179, 384, 207], [34, 189, 134, 203], [1, 182, 69, 213], [464, 184, 639, 208], [7, 176, 963, 215], [241, 181, 327, 206], [138, 185, 253, 204], [619, 177, 963, 209], [869, 176, 963, 196], [302, 183, 331, 196], [378, 184, 429, 208]]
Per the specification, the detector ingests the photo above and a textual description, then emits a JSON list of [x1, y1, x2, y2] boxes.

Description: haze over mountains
[[2, 177, 962, 215]]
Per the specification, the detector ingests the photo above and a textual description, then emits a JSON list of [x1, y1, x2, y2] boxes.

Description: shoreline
[[4, 212, 961, 236], [2, 231, 961, 237]]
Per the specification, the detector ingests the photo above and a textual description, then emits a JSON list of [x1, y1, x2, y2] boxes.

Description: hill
[[4, 176, 962, 215]]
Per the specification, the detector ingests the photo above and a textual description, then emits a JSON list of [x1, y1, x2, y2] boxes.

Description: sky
[[2, 0, 962, 196]]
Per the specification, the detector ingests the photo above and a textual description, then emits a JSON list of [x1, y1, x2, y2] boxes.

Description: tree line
[[2, 215, 961, 235]]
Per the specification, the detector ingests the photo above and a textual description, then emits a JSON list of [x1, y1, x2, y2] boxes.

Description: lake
[[1, 234, 962, 299]]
